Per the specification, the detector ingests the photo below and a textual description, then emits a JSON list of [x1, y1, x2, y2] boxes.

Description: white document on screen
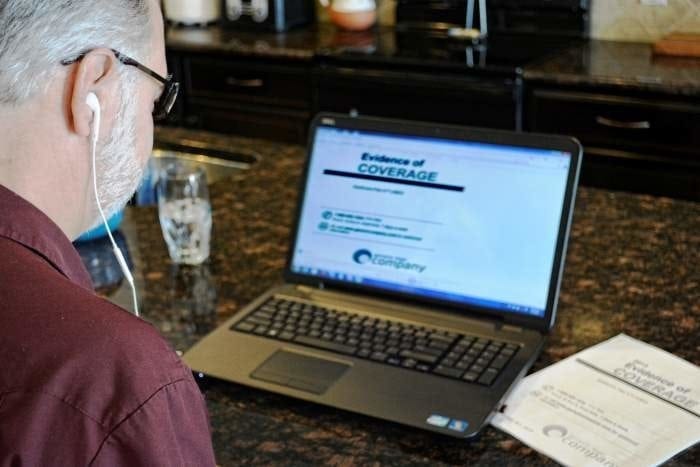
[[491, 334, 700, 467]]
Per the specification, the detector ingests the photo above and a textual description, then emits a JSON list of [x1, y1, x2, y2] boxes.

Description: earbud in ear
[[86, 92, 100, 115], [86, 92, 101, 143]]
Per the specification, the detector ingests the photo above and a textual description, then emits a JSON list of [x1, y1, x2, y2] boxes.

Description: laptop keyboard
[[232, 297, 520, 386]]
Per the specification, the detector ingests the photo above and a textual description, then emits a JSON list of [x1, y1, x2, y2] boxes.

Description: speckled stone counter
[[166, 24, 327, 61], [107, 129, 699, 466], [525, 40, 700, 97], [167, 25, 700, 97]]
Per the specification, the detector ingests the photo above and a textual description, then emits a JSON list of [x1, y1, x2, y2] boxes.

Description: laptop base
[[185, 284, 545, 438]]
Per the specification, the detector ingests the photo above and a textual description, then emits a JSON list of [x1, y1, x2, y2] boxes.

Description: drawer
[[186, 101, 310, 144], [529, 89, 700, 161], [184, 57, 311, 110], [318, 67, 519, 130]]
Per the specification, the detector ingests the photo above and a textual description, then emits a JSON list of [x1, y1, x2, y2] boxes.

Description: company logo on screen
[[352, 249, 427, 273], [353, 249, 373, 264]]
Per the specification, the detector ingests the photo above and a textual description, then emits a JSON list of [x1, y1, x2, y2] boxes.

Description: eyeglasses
[[61, 49, 179, 121]]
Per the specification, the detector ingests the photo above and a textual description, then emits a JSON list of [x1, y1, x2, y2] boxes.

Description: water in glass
[[157, 163, 212, 265]]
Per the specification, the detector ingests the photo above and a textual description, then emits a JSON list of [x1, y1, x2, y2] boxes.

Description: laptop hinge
[[297, 284, 321, 296], [296, 284, 522, 332]]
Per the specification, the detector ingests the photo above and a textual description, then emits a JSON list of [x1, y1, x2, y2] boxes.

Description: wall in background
[[591, 0, 700, 42], [317, 0, 700, 42]]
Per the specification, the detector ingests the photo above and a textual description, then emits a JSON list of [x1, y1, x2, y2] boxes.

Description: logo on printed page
[[542, 425, 568, 438]]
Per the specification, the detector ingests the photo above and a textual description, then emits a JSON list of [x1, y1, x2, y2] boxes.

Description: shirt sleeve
[[89, 378, 217, 467]]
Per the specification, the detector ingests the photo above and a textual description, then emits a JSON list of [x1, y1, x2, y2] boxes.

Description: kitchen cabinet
[[316, 65, 521, 130], [174, 53, 313, 143], [528, 87, 700, 199]]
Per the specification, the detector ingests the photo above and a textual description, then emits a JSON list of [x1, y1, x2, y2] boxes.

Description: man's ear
[[68, 48, 120, 138]]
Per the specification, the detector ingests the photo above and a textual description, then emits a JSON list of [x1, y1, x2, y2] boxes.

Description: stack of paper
[[491, 334, 700, 466]]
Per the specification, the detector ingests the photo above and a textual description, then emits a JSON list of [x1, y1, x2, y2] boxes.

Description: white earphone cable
[[89, 98, 140, 317]]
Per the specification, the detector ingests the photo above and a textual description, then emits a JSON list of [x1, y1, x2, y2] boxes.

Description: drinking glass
[[157, 162, 212, 265]]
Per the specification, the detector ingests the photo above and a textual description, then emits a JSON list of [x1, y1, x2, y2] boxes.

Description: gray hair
[[0, 0, 152, 105]]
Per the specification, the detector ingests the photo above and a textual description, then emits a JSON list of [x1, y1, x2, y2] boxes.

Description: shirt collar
[[0, 184, 93, 291]]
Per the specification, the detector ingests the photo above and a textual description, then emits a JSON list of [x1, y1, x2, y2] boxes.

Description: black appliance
[[396, 0, 590, 36], [221, 0, 315, 32]]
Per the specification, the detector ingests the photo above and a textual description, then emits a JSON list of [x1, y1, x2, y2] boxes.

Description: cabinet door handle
[[225, 77, 264, 88], [595, 116, 651, 130]]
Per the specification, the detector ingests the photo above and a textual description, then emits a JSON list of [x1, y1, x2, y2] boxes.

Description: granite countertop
[[166, 24, 330, 61], [94, 128, 700, 466], [166, 25, 700, 97], [524, 40, 700, 97]]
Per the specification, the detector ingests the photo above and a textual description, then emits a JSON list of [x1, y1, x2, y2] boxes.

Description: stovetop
[[319, 29, 580, 75]]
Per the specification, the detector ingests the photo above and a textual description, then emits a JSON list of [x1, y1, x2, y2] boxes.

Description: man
[[0, 1, 216, 465]]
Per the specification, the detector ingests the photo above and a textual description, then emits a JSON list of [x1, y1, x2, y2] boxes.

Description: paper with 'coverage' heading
[[491, 334, 700, 466]]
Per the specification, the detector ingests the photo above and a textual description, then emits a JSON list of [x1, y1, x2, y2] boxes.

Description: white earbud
[[86, 92, 140, 318], [86, 92, 101, 145], [86, 92, 100, 114]]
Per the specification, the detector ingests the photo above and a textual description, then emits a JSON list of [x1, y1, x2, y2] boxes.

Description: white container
[[163, 0, 221, 25], [320, 0, 375, 12], [319, 0, 376, 31]]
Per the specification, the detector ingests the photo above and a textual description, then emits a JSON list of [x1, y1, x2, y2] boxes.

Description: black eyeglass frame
[[61, 49, 179, 121]]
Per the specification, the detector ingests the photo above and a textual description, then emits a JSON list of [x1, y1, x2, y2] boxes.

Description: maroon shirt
[[0, 184, 216, 466]]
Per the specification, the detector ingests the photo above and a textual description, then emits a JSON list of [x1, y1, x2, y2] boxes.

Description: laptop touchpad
[[250, 350, 350, 395]]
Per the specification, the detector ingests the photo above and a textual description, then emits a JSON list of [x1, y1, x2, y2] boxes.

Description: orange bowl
[[329, 9, 376, 31]]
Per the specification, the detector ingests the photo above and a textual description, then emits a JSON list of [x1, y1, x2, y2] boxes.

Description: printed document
[[491, 334, 700, 466]]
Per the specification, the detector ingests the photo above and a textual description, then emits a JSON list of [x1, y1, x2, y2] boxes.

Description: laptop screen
[[290, 125, 573, 318]]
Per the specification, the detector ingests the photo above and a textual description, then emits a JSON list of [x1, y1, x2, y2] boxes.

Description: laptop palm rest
[[251, 350, 350, 395]]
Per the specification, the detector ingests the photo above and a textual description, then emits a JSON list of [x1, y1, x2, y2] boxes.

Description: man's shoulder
[[0, 237, 192, 429]]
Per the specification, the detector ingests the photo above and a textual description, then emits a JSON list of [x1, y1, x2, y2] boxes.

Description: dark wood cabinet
[[186, 57, 311, 109], [316, 65, 521, 130], [531, 89, 700, 161], [528, 87, 700, 199], [186, 101, 310, 143], [170, 50, 521, 143], [175, 53, 313, 144]]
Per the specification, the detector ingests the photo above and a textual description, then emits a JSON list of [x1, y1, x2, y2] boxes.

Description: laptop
[[185, 113, 582, 439]]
